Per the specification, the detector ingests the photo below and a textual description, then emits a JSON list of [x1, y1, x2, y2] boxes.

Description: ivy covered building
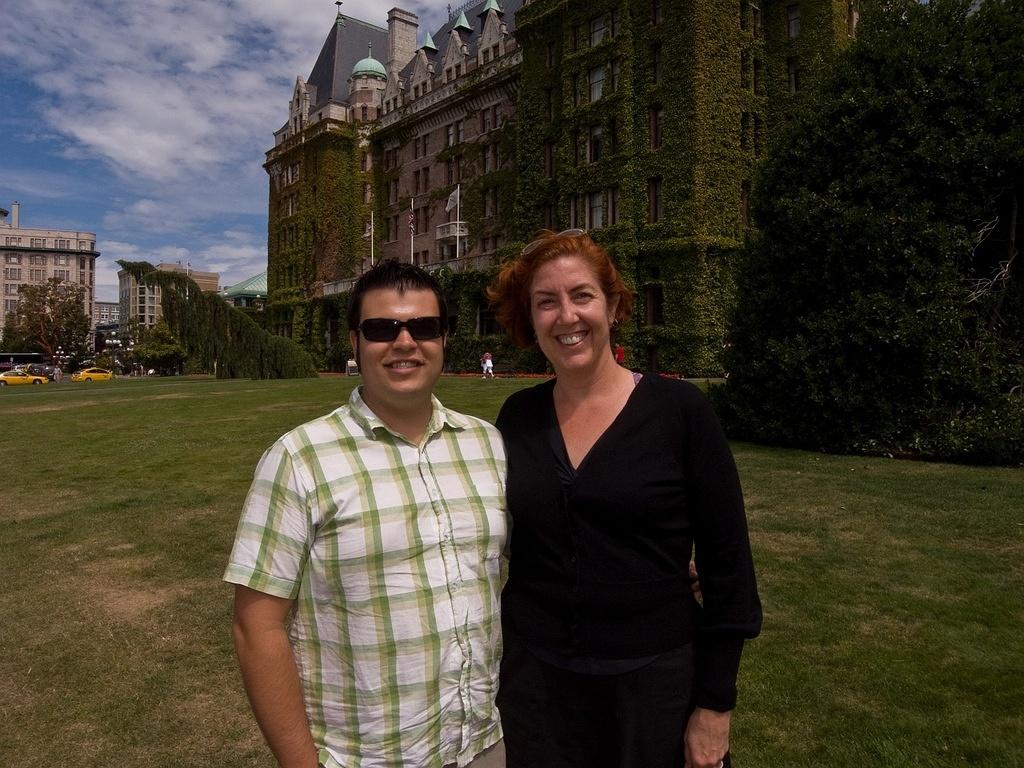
[[265, 0, 860, 373]]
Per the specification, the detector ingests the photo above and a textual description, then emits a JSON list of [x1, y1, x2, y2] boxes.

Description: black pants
[[498, 635, 714, 768]]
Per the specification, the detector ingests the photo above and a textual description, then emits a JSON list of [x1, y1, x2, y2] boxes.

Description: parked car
[[0, 369, 48, 386], [70, 367, 114, 382], [24, 363, 57, 380]]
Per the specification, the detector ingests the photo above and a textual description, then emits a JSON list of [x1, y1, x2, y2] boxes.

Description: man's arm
[[232, 585, 320, 768]]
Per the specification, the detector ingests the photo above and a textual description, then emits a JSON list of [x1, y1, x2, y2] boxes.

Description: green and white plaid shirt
[[225, 387, 508, 768]]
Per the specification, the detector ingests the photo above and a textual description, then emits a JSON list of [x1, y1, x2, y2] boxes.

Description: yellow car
[[71, 367, 114, 382], [0, 369, 49, 386]]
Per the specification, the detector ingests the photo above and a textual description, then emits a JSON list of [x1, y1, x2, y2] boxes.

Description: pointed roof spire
[[422, 31, 438, 52], [334, 0, 346, 26], [453, 10, 472, 33], [479, 0, 503, 16]]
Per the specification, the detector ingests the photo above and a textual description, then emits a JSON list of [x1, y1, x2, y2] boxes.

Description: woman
[[487, 230, 761, 768]]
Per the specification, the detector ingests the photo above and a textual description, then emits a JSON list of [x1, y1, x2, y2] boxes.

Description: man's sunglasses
[[358, 316, 444, 342]]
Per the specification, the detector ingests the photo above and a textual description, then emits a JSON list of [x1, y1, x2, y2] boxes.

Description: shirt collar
[[348, 386, 470, 440]]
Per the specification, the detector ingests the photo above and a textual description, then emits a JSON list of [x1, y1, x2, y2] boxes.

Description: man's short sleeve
[[223, 439, 314, 599]]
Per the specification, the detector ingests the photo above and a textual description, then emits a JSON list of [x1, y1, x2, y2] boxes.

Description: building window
[[788, 57, 801, 93], [740, 112, 750, 150], [569, 194, 582, 229], [481, 106, 493, 133], [3, 267, 21, 280], [607, 186, 619, 225], [587, 191, 604, 229], [423, 167, 430, 188], [456, 120, 464, 143], [741, 51, 751, 90], [446, 155, 463, 184], [609, 58, 622, 92], [546, 41, 556, 68], [543, 204, 556, 230], [572, 74, 581, 107], [754, 115, 763, 156], [589, 15, 606, 46], [608, 117, 618, 153], [848, 1, 860, 36], [484, 187, 499, 218], [610, 8, 620, 37], [572, 24, 580, 51], [30, 238, 44, 248], [651, 0, 663, 24], [787, 4, 801, 38], [648, 177, 663, 222], [740, 0, 749, 29], [741, 180, 752, 228], [363, 183, 372, 204], [483, 144, 494, 173], [753, 58, 763, 94], [544, 141, 555, 178], [753, 3, 763, 34], [482, 48, 491, 64], [5, 254, 21, 264], [544, 88, 554, 120], [650, 106, 664, 149], [361, 105, 368, 121], [644, 284, 664, 325], [652, 44, 663, 84], [588, 124, 603, 163], [55, 239, 70, 249], [588, 66, 604, 102], [446, 123, 455, 147], [414, 169, 421, 194]]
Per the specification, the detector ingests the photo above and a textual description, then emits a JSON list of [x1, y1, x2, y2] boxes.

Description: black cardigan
[[496, 374, 762, 710]]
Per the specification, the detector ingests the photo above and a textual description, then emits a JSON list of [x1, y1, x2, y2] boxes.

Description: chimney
[[11, 201, 20, 228], [386, 7, 418, 76]]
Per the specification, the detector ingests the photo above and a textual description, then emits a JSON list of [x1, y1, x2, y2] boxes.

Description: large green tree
[[720, 0, 1022, 464], [3, 278, 92, 359], [132, 320, 187, 375]]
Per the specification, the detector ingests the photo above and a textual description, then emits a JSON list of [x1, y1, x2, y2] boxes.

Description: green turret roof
[[453, 11, 472, 32], [422, 31, 438, 51], [352, 43, 387, 79], [479, 0, 503, 15]]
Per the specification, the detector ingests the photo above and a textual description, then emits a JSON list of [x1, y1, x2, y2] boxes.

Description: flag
[[409, 196, 415, 233], [445, 184, 460, 213]]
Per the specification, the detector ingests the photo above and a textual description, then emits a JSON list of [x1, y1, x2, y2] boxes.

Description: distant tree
[[3, 279, 91, 359], [719, 0, 1022, 464], [133, 321, 187, 375]]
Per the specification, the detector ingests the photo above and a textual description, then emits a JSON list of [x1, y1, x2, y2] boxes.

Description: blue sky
[[0, 0, 448, 302]]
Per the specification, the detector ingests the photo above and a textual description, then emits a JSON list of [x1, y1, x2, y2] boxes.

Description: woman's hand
[[684, 706, 731, 768]]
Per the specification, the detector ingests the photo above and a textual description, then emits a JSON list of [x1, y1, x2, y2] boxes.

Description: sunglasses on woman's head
[[520, 228, 586, 257], [358, 316, 444, 342]]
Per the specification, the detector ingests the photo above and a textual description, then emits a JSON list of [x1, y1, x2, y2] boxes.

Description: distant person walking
[[481, 350, 495, 379], [53, 365, 62, 383], [614, 343, 626, 365]]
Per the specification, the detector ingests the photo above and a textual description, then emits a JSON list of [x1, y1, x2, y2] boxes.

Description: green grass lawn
[[1, 376, 1021, 767]]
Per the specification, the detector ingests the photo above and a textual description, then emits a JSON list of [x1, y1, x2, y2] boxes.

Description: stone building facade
[[0, 201, 99, 339], [265, 0, 859, 372]]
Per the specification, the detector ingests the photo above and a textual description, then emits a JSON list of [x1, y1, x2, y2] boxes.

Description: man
[[225, 260, 507, 768]]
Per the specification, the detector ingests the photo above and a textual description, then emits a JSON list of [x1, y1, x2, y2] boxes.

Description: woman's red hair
[[486, 230, 634, 348]]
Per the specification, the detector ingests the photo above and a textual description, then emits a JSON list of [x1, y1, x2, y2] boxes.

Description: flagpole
[[370, 210, 374, 267], [456, 183, 461, 259]]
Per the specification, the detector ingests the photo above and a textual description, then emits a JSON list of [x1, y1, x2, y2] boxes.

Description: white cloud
[[0, 0, 401, 301]]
